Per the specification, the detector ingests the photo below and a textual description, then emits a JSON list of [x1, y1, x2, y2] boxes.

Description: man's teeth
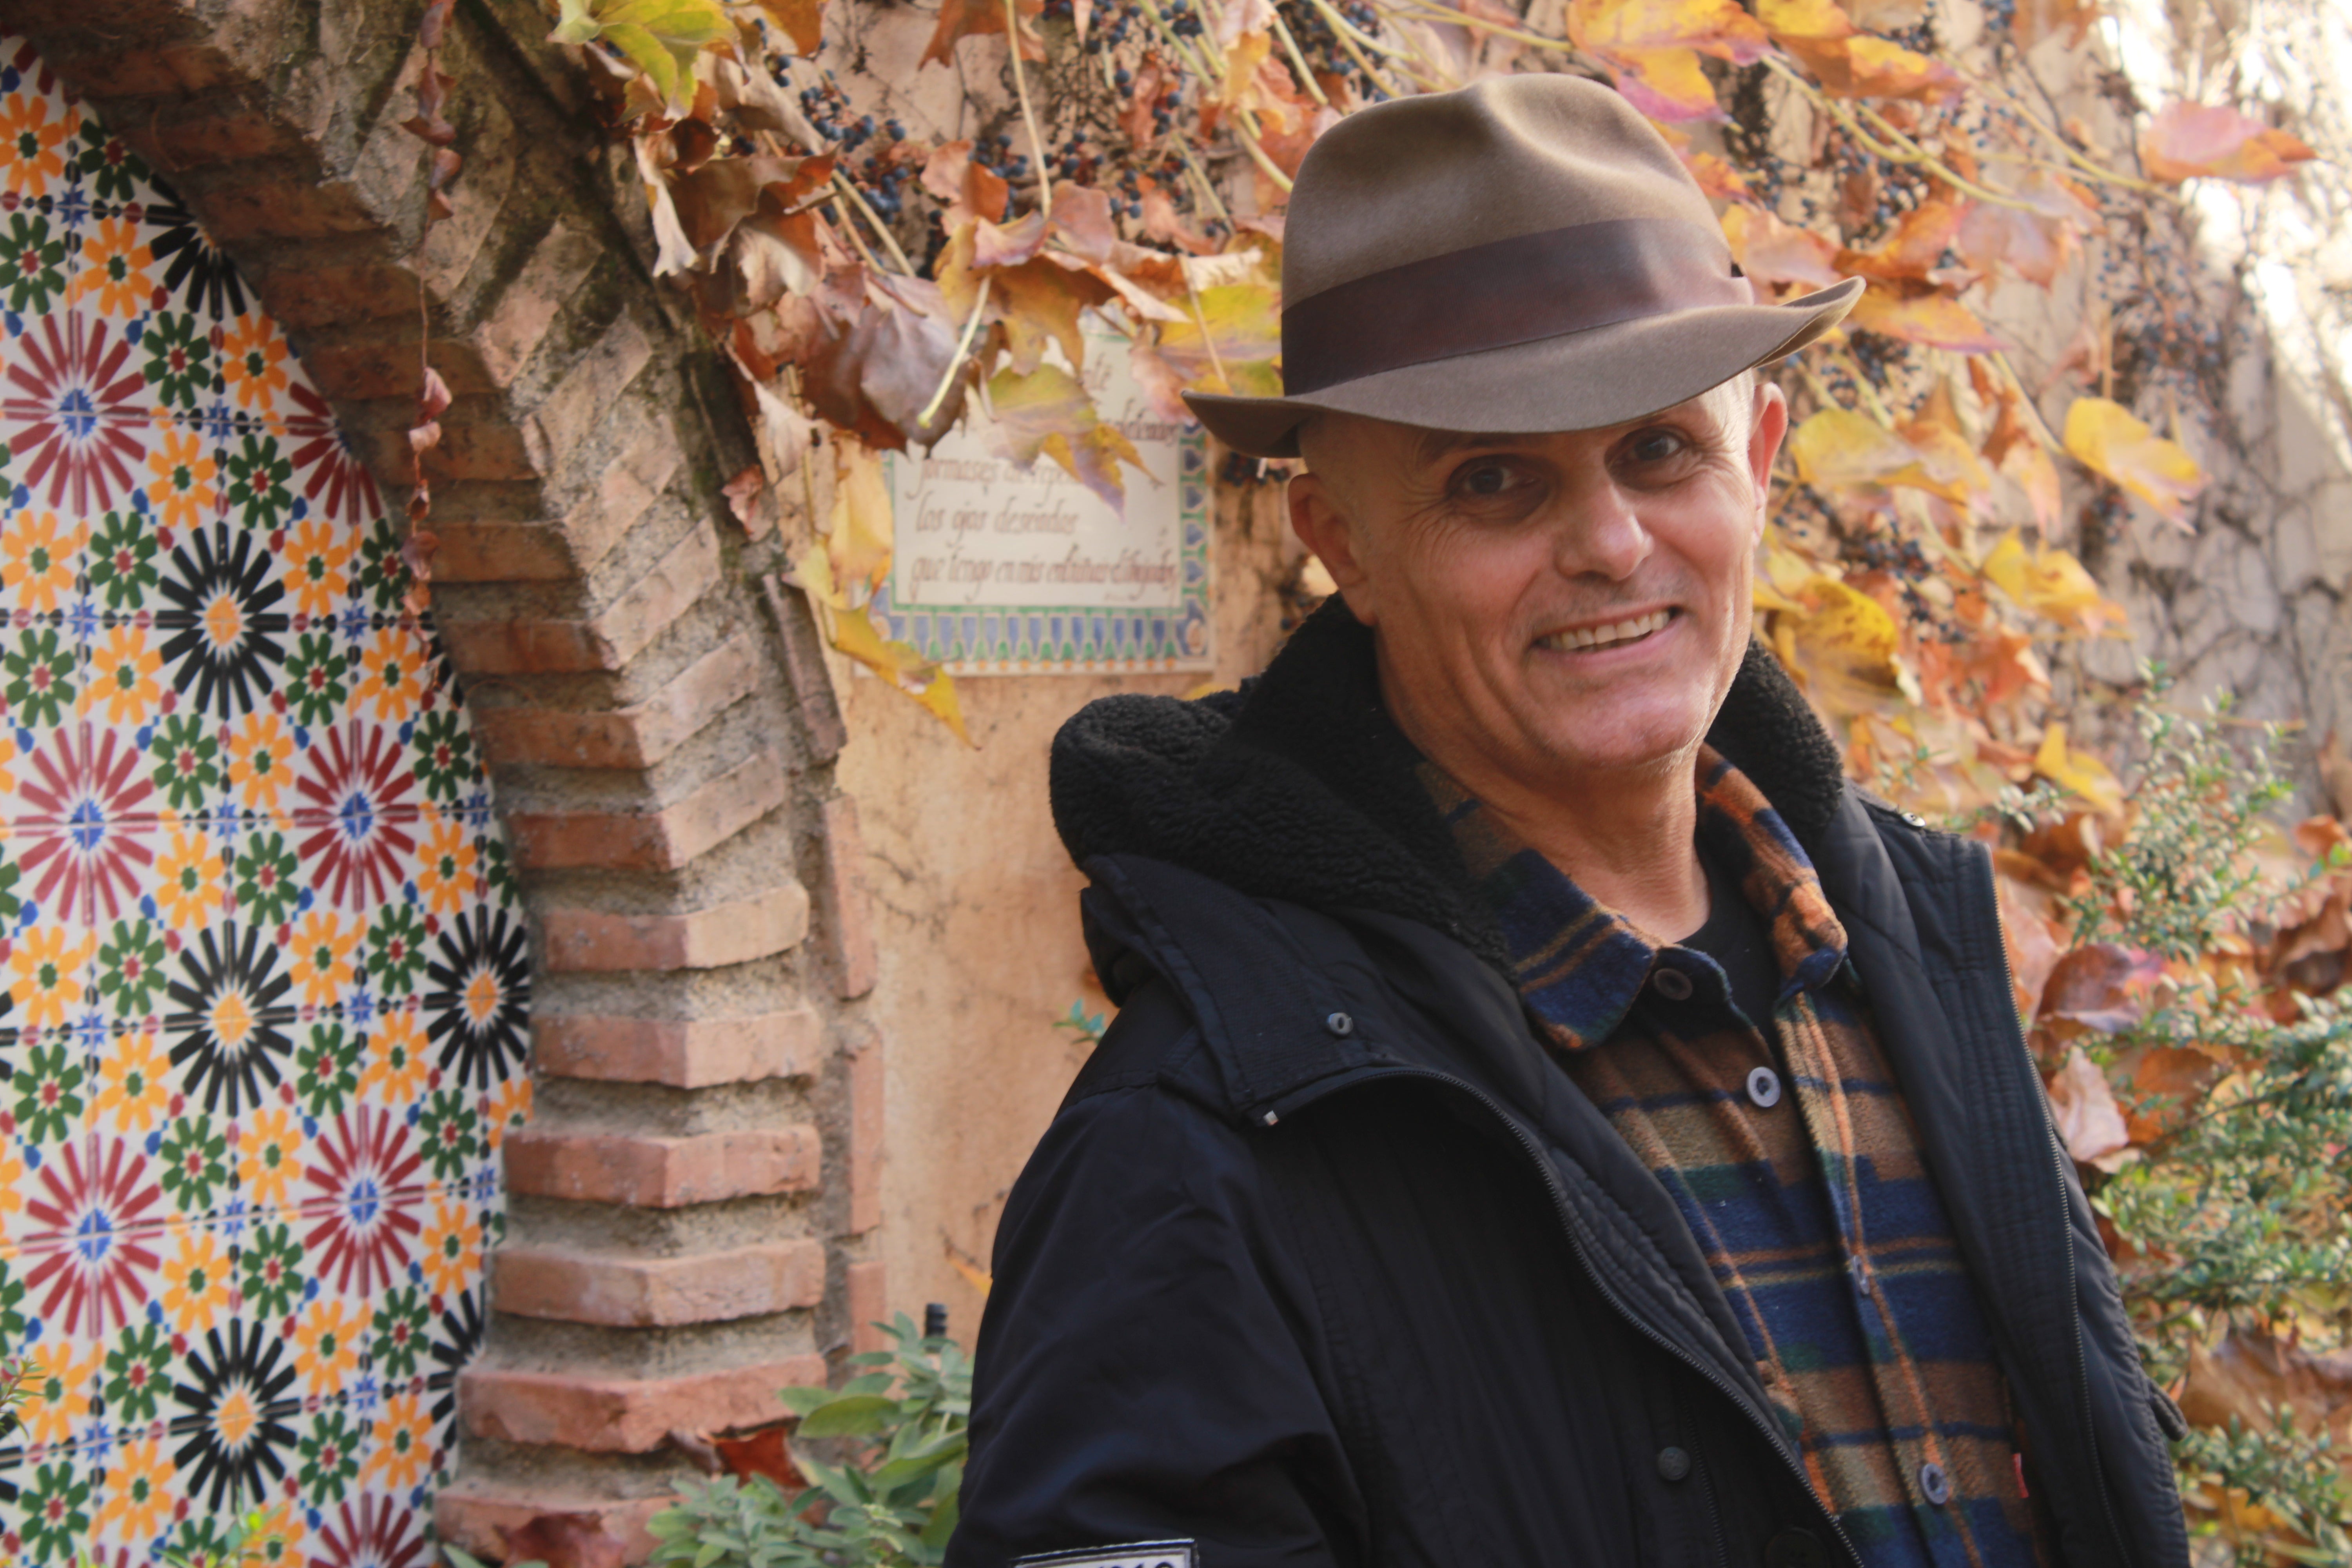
[[1543, 609, 1673, 652]]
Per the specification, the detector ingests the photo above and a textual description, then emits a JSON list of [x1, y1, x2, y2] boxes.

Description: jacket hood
[[1049, 597, 1848, 974]]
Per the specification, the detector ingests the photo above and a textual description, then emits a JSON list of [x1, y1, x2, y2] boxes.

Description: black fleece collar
[[1049, 598, 1848, 980]]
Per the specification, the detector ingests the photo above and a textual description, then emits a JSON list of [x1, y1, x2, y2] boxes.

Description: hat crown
[[1283, 75, 1727, 307]]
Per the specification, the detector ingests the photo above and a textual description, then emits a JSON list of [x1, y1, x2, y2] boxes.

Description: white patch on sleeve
[[1013, 1541, 1198, 1568]]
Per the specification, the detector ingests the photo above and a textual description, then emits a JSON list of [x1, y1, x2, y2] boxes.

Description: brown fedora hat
[[1184, 74, 1862, 458]]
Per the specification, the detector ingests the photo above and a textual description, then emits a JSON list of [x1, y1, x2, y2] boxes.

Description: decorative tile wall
[[0, 35, 528, 1564]]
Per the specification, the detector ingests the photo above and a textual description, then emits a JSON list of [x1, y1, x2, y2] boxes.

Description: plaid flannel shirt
[[1429, 746, 2053, 1568]]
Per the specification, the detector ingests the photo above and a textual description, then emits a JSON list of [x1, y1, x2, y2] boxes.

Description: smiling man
[[949, 77, 2189, 1568]]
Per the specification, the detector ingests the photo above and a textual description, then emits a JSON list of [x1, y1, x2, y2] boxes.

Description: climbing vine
[[530, 0, 2344, 1553]]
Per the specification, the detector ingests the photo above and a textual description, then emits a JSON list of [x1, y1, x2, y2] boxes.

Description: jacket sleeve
[[947, 1033, 1362, 1568]]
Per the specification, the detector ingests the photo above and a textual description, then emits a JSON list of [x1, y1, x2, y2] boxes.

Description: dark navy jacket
[[948, 604, 2188, 1568]]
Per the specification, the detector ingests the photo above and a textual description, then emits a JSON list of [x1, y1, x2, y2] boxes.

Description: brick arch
[[16, 0, 883, 1554]]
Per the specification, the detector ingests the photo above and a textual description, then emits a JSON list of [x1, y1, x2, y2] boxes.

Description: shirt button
[[1325, 1011, 1354, 1036], [1849, 1255, 1871, 1296], [1901, 810, 1927, 828], [1746, 1065, 1782, 1108], [1655, 1445, 1691, 1482], [1920, 1461, 1951, 1505], [1650, 967, 1693, 1001]]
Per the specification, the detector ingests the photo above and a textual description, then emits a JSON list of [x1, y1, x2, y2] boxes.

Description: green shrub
[[645, 1314, 971, 1568]]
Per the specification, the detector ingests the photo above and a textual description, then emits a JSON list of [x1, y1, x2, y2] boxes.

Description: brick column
[[15, 0, 886, 1555]]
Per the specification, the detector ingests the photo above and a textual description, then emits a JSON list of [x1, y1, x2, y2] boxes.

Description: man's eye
[[1455, 461, 1524, 497], [1625, 429, 1690, 465]]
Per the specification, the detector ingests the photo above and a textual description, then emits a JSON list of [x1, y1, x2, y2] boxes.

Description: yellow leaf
[[2000, 440, 2063, 533], [828, 441, 894, 604], [827, 600, 975, 746], [2140, 101, 2320, 185], [1783, 31, 1959, 101], [1789, 407, 1971, 502], [2034, 721, 2124, 816], [1768, 571, 1914, 716], [983, 363, 1150, 511], [1152, 282, 1282, 397], [1981, 530, 2125, 635], [1757, 0, 1854, 42], [1574, 0, 1768, 119], [2061, 396, 2203, 527]]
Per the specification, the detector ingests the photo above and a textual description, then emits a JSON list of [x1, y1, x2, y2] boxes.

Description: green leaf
[[797, 1393, 899, 1437], [776, 1383, 836, 1416]]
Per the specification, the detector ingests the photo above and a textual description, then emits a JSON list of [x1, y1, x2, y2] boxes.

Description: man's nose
[[1552, 483, 1653, 581]]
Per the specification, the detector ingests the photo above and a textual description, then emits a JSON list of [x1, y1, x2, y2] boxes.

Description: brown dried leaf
[[401, 112, 458, 147], [2038, 942, 2159, 1033], [419, 366, 454, 419], [1720, 205, 1843, 290], [757, 0, 826, 56], [2044, 1046, 2131, 1167], [406, 420, 442, 455], [714, 1423, 809, 1488], [2180, 1329, 2352, 1443], [419, 0, 456, 49], [723, 465, 769, 534]]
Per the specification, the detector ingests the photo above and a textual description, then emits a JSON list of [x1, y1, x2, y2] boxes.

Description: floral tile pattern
[[0, 36, 528, 1565]]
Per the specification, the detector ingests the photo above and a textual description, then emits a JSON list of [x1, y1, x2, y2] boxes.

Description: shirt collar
[[1427, 745, 1849, 1052]]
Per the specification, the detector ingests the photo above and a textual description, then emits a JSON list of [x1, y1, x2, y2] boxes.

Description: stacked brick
[[15, 0, 889, 1557]]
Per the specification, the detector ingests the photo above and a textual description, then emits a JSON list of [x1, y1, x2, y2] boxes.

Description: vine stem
[[1959, 67, 2170, 194], [1005, 0, 1054, 220], [831, 169, 916, 274], [1172, 134, 1236, 229], [1759, 57, 2061, 215], [918, 274, 996, 429], [1269, 11, 1332, 106], [1304, 0, 1407, 96], [1136, 0, 1223, 83], [1182, 257, 1230, 389], [1234, 118, 1295, 192]]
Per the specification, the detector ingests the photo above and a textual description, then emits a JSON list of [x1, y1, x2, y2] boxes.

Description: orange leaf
[[755, 0, 824, 55], [2060, 396, 2203, 527], [1845, 286, 2004, 352], [1721, 205, 1842, 289], [1756, 0, 1854, 40], [1789, 407, 1970, 501], [1835, 198, 1965, 284], [1955, 171, 2088, 288], [2140, 101, 2319, 185], [1782, 32, 1959, 102], [921, 141, 1012, 229]]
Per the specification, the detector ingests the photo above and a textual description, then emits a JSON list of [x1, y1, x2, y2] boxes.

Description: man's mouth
[[1535, 607, 1677, 654]]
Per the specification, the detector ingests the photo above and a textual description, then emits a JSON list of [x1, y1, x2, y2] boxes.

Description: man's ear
[[1746, 378, 1789, 543], [1288, 470, 1378, 625]]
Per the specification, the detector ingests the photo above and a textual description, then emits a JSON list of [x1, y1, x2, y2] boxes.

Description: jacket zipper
[[1286, 1063, 1861, 1568], [1965, 847, 2134, 1566]]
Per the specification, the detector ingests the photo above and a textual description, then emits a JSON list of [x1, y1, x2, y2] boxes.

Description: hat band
[[1280, 216, 1751, 397]]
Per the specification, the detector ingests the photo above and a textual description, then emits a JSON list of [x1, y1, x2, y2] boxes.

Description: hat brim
[[1182, 277, 1865, 459]]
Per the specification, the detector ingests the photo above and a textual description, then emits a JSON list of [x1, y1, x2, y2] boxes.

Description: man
[[948, 76, 2188, 1568]]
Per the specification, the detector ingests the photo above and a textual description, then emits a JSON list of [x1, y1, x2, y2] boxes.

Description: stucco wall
[[841, 481, 1297, 1333]]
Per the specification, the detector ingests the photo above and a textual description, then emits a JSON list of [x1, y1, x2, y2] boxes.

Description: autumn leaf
[[551, 0, 735, 109], [2139, 101, 2319, 185], [1720, 204, 1842, 289], [1835, 198, 1965, 284], [1755, 0, 1853, 41], [2034, 721, 2125, 816], [984, 363, 1149, 511], [921, 0, 1045, 69], [1782, 31, 1959, 102], [829, 439, 894, 601], [921, 142, 1014, 229], [1955, 171, 2089, 289], [1845, 286, 2004, 352], [1981, 531, 2124, 636], [2061, 396, 2203, 527], [1789, 406, 1973, 501], [1143, 280, 1282, 401], [755, 0, 824, 56], [828, 599, 974, 744], [2045, 1045, 2131, 1168], [798, 538, 973, 745], [1571, 0, 1769, 120], [1764, 569, 1915, 717]]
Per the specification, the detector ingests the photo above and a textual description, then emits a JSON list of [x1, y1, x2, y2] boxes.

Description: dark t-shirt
[[1679, 847, 1780, 1030]]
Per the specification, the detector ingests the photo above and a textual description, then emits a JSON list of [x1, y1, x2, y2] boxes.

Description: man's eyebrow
[[1414, 429, 1543, 466]]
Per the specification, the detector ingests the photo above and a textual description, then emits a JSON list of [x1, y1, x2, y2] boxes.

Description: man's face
[[1287, 380, 1788, 798]]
